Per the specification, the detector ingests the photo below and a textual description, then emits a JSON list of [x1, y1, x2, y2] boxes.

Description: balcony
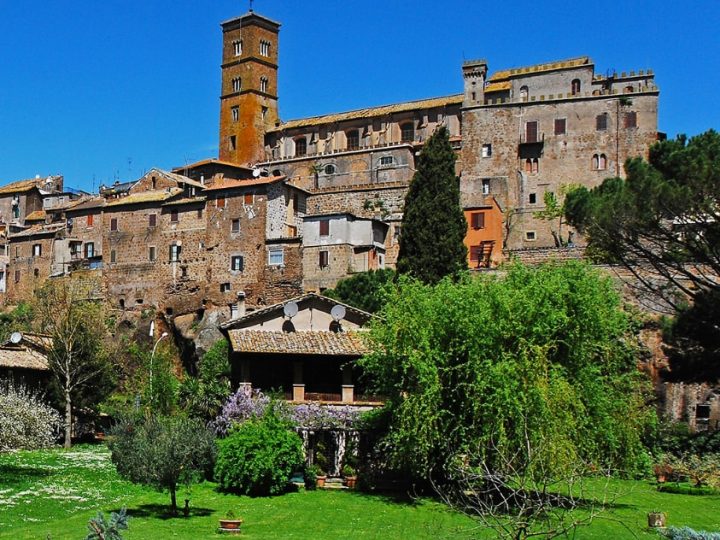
[[518, 132, 544, 159]]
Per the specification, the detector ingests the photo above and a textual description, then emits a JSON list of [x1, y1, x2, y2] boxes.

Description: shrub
[[109, 415, 216, 514], [85, 508, 129, 540], [657, 484, 720, 496], [662, 526, 720, 540], [0, 379, 60, 451], [215, 410, 304, 496], [668, 453, 720, 489], [178, 340, 231, 420]]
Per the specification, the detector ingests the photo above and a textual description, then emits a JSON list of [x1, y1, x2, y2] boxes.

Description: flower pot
[[344, 475, 357, 489], [219, 518, 243, 533], [647, 512, 666, 528], [316, 475, 327, 488]]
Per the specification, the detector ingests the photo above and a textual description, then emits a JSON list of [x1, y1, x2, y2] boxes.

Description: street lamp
[[149, 331, 169, 405]]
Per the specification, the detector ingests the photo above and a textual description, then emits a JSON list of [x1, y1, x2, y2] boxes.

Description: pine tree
[[396, 126, 467, 284]]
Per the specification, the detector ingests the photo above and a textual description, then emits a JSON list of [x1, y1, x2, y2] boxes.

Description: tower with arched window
[[219, 11, 280, 165]]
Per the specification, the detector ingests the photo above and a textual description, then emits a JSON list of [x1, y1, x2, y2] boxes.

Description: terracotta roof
[[271, 94, 463, 132], [0, 179, 40, 195], [171, 158, 253, 172], [203, 176, 285, 192], [488, 57, 591, 82], [162, 196, 207, 207], [24, 210, 46, 221], [227, 330, 368, 356], [0, 346, 49, 371], [8, 223, 64, 239], [484, 81, 512, 93], [105, 188, 182, 207], [66, 197, 105, 212]]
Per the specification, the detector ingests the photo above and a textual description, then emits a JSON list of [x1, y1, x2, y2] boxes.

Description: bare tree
[[34, 278, 109, 448], [431, 424, 626, 540]]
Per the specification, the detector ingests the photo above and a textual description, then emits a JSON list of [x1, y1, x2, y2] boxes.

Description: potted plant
[[219, 509, 243, 533], [304, 464, 319, 490], [315, 440, 329, 488], [342, 464, 357, 489], [647, 510, 666, 528]]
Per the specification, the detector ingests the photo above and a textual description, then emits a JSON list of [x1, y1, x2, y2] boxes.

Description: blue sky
[[1, 1, 717, 192]]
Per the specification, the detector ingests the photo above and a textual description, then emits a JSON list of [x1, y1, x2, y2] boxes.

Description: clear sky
[[1, 1, 718, 193]]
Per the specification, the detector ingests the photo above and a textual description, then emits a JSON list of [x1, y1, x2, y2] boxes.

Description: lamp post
[[149, 331, 169, 405]]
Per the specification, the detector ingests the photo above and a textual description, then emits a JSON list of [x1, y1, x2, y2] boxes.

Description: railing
[[304, 392, 343, 402]]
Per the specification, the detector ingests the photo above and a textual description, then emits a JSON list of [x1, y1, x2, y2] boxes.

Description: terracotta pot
[[648, 512, 666, 528], [316, 475, 327, 488], [344, 476, 357, 489], [219, 519, 243, 530]]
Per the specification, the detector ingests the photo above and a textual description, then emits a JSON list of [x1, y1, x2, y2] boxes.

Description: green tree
[[0, 302, 34, 344], [323, 269, 395, 313], [109, 415, 216, 514], [396, 126, 467, 284], [34, 279, 113, 448], [360, 262, 652, 479], [178, 339, 231, 420], [564, 130, 720, 310]]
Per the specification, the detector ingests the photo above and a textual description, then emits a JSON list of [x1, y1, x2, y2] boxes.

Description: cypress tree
[[396, 126, 467, 284]]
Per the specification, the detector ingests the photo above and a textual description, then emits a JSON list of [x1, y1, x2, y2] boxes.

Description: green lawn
[[1, 445, 719, 539]]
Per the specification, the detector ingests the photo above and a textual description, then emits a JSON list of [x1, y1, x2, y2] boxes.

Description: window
[[151, 177, 157, 189], [379, 156, 394, 166], [400, 122, 414, 143], [149, 213, 157, 227], [295, 138, 307, 156], [231, 219, 240, 233], [525, 231, 537, 241], [87, 214, 94, 227], [471, 212, 485, 230], [149, 246, 156, 261], [525, 121, 538, 143], [529, 193, 537, 204], [197, 208, 203, 219], [519, 85, 529, 102], [220, 283, 231, 293], [84, 242, 94, 259], [482, 178, 490, 195], [268, 248, 284, 266], [393, 224, 401, 244], [231, 106, 239, 122], [169, 244, 181, 262], [525, 158, 539, 174], [571, 79, 581, 95], [216, 196, 226, 209], [14, 246, 19, 258], [324, 164, 336, 175], [32, 244, 41, 257], [170, 209, 179, 223], [34, 268, 39, 278], [346, 129, 360, 150], [70, 242, 81, 258], [229, 135, 237, 151], [14, 270, 20, 283], [110, 250, 116, 263], [244, 193, 253, 205], [599, 153, 607, 170], [261, 106, 268, 120], [229, 303, 239, 318], [319, 219, 330, 236], [592, 154, 599, 170], [260, 76, 268, 93], [624, 85, 635, 94], [233, 39, 242, 56], [231, 255, 244, 272], [319, 250, 329, 268], [554, 118, 566, 135], [232, 77, 241, 92], [110, 217, 118, 231], [596, 113, 608, 131], [481, 144, 492, 157], [625, 111, 637, 129], [260, 39, 271, 56]]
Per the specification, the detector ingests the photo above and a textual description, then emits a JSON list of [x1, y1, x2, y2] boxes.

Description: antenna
[[283, 301, 298, 319], [10, 332, 22, 344], [249, 0, 254, 12], [330, 304, 346, 322]]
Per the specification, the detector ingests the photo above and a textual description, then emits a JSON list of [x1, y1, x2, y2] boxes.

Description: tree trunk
[[64, 379, 72, 449], [170, 484, 177, 515]]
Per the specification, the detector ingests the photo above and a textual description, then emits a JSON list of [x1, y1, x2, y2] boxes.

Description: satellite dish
[[252, 168, 262, 178], [331, 304, 346, 322], [10, 332, 22, 344], [283, 301, 298, 318]]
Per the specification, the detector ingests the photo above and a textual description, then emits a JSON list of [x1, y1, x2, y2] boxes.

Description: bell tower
[[219, 11, 280, 165]]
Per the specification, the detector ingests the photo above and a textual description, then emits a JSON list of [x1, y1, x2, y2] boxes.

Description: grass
[[1, 445, 719, 539]]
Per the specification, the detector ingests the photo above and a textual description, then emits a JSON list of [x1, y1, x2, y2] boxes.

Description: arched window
[[599, 154, 607, 170], [532, 158, 539, 174], [260, 76, 268, 93], [346, 130, 360, 150], [232, 77, 241, 93], [400, 122, 415, 143], [592, 154, 599, 170], [571, 79, 581, 95], [324, 164, 336, 175], [519, 86, 529, 102], [295, 138, 307, 157], [624, 85, 634, 93]]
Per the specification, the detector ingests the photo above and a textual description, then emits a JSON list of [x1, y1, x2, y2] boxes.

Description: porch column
[[293, 360, 305, 401], [239, 359, 251, 395], [341, 364, 354, 403]]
